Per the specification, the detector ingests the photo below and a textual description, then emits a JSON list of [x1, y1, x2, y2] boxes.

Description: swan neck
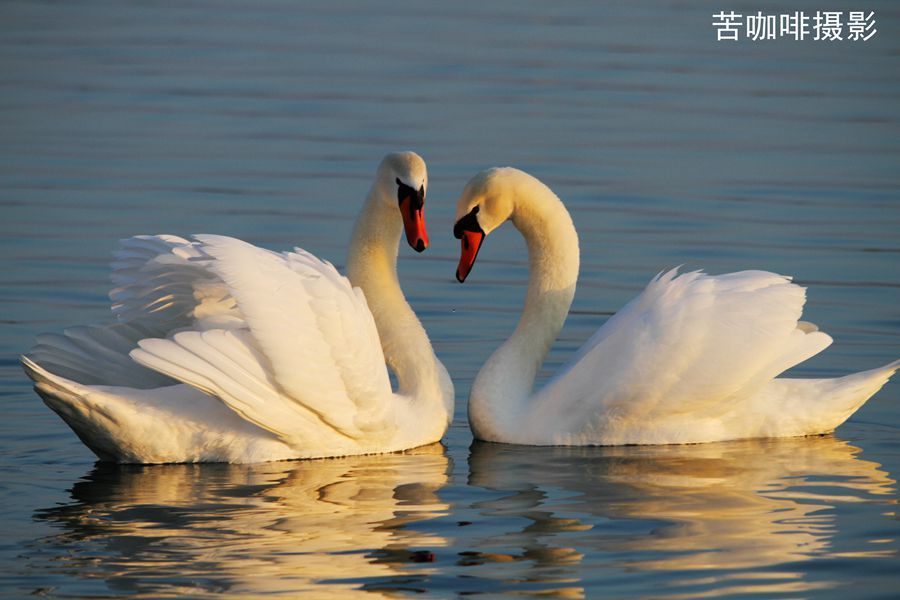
[[346, 184, 445, 405], [470, 175, 579, 440]]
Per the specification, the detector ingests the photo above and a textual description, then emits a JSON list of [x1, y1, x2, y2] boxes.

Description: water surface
[[1, 0, 898, 597]]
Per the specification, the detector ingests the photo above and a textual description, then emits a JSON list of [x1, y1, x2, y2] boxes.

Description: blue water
[[2, 1, 899, 597]]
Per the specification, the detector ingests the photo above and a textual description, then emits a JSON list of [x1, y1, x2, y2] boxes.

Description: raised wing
[[130, 235, 395, 447], [24, 234, 236, 390], [528, 269, 833, 436], [110, 235, 241, 331]]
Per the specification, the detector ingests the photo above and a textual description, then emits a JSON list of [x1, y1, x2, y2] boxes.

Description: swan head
[[378, 152, 429, 252], [453, 168, 517, 282]]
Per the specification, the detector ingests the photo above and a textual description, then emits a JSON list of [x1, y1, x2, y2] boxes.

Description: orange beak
[[399, 194, 429, 252], [456, 229, 484, 283]]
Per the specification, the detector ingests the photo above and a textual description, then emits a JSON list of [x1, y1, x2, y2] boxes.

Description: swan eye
[[453, 205, 483, 239]]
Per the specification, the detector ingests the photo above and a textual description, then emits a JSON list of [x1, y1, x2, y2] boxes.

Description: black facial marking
[[397, 180, 425, 218], [454, 205, 483, 239]]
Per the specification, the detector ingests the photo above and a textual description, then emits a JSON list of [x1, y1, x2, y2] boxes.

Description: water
[[1, 0, 898, 597]]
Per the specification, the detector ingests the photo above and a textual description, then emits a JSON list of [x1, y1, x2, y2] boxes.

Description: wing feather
[[109, 235, 239, 330], [132, 330, 328, 444], [531, 269, 833, 433], [129, 235, 395, 446], [27, 322, 175, 388], [38, 233, 395, 448]]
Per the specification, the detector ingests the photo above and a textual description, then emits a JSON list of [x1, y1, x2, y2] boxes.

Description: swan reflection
[[34, 444, 450, 597], [467, 435, 896, 597]]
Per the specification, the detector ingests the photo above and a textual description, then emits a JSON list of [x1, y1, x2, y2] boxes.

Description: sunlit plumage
[[22, 153, 453, 463], [455, 167, 899, 445]]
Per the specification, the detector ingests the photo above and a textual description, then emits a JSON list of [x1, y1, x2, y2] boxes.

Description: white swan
[[453, 167, 899, 445], [22, 152, 454, 463]]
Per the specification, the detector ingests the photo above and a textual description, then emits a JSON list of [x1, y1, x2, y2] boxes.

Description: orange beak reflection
[[399, 195, 429, 253], [456, 229, 484, 283]]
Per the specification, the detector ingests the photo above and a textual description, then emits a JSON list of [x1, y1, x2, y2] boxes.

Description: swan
[[21, 152, 454, 463], [453, 167, 899, 446]]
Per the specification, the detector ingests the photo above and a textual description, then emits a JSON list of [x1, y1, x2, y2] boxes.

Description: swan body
[[453, 167, 899, 446], [23, 152, 453, 463]]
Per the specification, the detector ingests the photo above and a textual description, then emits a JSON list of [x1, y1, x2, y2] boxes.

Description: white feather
[[22, 152, 453, 463], [460, 168, 898, 446], [130, 235, 395, 445], [528, 269, 836, 444]]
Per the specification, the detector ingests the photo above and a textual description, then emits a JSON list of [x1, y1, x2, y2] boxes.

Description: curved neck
[[346, 183, 446, 407], [469, 175, 579, 440]]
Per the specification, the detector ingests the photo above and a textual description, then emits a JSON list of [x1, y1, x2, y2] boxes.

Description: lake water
[[1, 0, 899, 597]]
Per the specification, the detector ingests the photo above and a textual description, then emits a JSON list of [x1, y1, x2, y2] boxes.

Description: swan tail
[[815, 358, 900, 423], [21, 356, 131, 461], [23, 354, 293, 464], [760, 358, 900, 437]]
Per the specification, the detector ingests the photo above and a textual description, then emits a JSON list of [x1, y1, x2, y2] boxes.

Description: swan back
[[526, 269, 834, 444]]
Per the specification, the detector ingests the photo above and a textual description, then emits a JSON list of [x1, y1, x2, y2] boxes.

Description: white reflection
[[35, 444, 450, 597], [468, 435, 895, 596]]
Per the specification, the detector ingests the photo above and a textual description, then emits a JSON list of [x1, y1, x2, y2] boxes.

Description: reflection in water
[[467, 436, 896, 598], [21, 432, 900, 598], [33, 445, 450, 598]]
